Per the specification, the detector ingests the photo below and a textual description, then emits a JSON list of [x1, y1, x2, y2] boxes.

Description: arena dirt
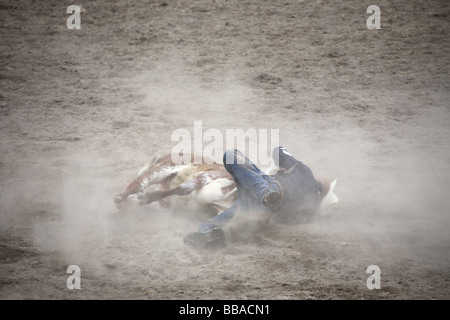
[[0, 0, 449, 299]]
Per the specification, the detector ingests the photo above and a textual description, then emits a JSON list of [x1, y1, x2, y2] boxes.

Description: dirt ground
[[0, 0, 449, 300]]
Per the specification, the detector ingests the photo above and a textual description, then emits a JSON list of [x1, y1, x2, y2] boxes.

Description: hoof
[[113, 196, 124, 209]]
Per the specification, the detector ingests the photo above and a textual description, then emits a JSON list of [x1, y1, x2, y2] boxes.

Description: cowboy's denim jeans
[[198, 149, 277, 233]]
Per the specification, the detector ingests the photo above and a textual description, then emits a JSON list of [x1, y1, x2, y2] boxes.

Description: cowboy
[[184, 146, 330, 248]]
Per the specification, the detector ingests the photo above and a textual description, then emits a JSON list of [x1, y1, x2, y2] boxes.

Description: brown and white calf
[[113, 154, 238, 214]]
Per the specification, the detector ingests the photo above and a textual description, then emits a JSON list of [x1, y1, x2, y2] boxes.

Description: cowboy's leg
[[183, 201, 242, 248], [198, 200, 241, 233], [223, 149, 279, 202]]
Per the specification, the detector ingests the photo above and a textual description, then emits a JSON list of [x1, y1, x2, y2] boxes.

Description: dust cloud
[[1, 0, 449, 299]]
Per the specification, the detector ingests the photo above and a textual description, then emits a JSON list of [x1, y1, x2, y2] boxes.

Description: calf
[[113, 153, 238, 214]]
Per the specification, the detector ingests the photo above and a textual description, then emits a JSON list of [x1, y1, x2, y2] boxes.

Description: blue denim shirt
[[272, 159, 321, 223]]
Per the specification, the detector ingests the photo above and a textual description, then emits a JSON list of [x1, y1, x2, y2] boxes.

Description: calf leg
[[113, 170, 176, 209], [138, 173, 210, 205], [158, 179, 172, 208], [113, 180, 142, 209]]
